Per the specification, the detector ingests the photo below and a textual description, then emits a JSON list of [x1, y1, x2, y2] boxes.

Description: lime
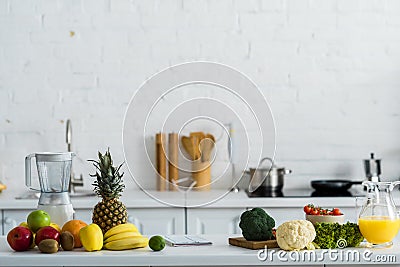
[[149, 235, 165, 251]]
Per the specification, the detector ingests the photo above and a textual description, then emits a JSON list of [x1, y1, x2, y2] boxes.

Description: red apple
[[35, 226, 60, 246], [7, 226, 33, 251]]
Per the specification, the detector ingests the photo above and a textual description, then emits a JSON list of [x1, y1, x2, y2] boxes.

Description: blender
[[25, 152, 75, 226]]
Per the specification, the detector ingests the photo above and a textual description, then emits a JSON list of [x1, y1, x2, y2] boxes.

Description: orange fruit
[[62, 220, 87, 248]]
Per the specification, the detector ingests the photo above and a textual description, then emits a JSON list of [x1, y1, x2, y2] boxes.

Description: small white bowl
[[306, 214, 345, 225]]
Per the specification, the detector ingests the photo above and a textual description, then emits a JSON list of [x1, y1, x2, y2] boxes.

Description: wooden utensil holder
[[192, 160, 211, 191], [168, 133, 179, 191], [156, 133, 166, 191]]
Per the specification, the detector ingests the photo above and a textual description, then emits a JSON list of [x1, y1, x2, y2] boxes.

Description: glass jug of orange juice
[[358, 181, 400, 247]]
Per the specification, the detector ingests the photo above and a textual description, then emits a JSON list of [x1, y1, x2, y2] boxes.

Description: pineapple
[[89, 149, 128, 234]]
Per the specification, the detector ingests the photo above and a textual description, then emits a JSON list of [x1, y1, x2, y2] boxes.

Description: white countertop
[[1, 187, 399, 210], [0, 235, 399, 266]]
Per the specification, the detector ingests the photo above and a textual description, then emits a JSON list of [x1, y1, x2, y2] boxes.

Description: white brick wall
[[1, 0, 400, 192]]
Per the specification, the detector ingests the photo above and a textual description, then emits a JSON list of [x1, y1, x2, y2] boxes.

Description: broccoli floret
[[313, 222, 364, 249], [239, 207, 275, 241], [313, 223, 338, 249], [342, 222, 364, 247]]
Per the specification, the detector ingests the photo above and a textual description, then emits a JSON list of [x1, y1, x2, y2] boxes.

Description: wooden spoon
[[181, 136, 196, 160], [190, 135, 201, 160], [190, 132, 205, 141], [205, 133, 215, 143], [190, 132, 204, 160], [200, 134, 215, 162], [181, 135, 202, 160]]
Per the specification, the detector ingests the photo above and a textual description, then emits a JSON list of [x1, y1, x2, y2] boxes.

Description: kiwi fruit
[[38, 239, 59, 253], [60, 231, 74, 251]]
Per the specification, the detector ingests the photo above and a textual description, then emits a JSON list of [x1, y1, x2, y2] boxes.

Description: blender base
[[38, 203, 75, 227]]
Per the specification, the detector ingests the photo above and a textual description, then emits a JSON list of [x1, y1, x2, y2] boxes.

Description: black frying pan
[[311, 180, 363, 192]]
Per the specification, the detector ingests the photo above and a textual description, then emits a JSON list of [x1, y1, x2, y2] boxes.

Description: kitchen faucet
[[227, 123, 239, 193], [66, 119, 84, 194]]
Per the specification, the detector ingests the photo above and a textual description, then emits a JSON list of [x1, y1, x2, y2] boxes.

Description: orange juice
[[358, 216, 400, 244]]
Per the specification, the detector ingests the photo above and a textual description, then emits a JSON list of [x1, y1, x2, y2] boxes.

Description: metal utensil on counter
[[363, 152, 381, 182], [247, 157, 292, 193]]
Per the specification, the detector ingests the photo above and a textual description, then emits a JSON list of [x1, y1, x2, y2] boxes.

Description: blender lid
[[35, 152, 75, 162]]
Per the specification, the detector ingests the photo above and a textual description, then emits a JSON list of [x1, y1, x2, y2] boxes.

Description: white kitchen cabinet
[[184, 206, 355, 235], [0, 204, 359, 237], [2, 210, 30, 234], [3, 207, 185, 236], [127, 208, 185, 235], [74, 207, 185, 235], [186, 208, 245, 235]]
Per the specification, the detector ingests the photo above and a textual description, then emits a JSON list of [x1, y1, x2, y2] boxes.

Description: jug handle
[[25, 154, 35, 189]]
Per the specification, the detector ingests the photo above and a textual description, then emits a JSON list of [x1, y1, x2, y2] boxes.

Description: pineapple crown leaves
[[88, 148, 125, 200]]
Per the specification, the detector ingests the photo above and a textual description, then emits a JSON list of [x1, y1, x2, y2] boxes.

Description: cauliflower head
[[276, 220, 316, 251]]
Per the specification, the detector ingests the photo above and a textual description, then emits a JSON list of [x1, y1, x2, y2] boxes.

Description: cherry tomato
[[332, 208, 342, 216], [311, 209, 319, 215], [304, 205, 312, 214], [314, 207, 321, 214]]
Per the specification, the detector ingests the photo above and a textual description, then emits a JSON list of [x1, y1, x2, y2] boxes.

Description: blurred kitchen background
[[1, 0, 400, 193]]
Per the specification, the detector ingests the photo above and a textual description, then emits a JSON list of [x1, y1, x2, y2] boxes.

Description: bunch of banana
[[103, 223, 148, 250]]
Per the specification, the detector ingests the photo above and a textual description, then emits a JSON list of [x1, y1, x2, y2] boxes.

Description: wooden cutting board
[[228, 237, 279, 250]]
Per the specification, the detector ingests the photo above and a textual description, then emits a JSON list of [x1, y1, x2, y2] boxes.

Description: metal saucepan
[[247, 157, 292, 193], [311, 180, 363, 192]]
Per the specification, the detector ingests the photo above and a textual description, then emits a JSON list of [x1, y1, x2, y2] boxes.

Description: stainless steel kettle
[[247, 157, 292, 193], [363, 153, 381, 182]]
